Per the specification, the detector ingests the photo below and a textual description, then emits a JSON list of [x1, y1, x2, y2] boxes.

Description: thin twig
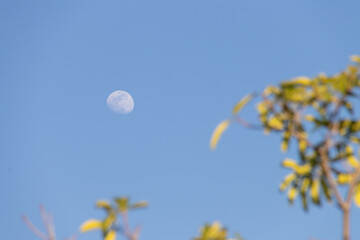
[[22, 215, 47, 240], [319, 138, 346, 209], [120, 211, 136, 240], [233, 116, 263, 130], [346, 165, 360, 205]]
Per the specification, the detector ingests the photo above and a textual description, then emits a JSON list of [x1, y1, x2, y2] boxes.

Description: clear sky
[[1, 1, 360, 240]]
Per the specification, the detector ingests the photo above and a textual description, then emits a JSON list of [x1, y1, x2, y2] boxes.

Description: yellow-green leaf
[[268, 117, 283, 130], [295, 164, 311, 175], [347, 155, 359, 168], [301, 178, 310, 194], [79, 219, 102, 233], [105, 230, 116, 240], [288, 187, 298, 203], [257, 102, 267, 115], [350, 55, 360, 63], [281, 141, 288, 153], [354, 185, 360, 207], [207, 222, 222, 238], [288, 76, 312, 86], [96, 200, 112, 211], [321, 178, 332, 202], [131, 201, 148, 209], [282, 159, 297, 169], [232, 94, 255, 114], [279, 173, 296, 191], [210, 120, 231, 150], [281, 131, 291, 153], [263, 86, 280, 96], [115, 197, 129, 212], [103, 212, 116, 230], [311, 179, 320, 204], [298, 139, 307, 153], [338, 174, 352, 184]]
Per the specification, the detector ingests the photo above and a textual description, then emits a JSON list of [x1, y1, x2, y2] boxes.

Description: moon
[[106, 90, 134, 114]]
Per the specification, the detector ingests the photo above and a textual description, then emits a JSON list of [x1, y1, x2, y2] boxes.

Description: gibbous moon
[[106, 90, 134, 114]]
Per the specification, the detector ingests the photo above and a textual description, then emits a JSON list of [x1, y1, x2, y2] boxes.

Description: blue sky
[[1, 1, 360, 240]]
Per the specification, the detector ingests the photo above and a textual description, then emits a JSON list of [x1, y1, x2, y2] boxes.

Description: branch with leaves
[[210, 55, 360, 240], [80, 197, 148, 240]]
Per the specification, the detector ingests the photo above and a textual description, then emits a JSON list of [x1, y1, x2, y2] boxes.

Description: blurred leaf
[[279, 173, 296, 191], [295, 164, 311, 175], [131, 201, 148, 209], [321, 178, 332, 202], [288, 187, 298, 204], [282, 76, 312, 86], [103, 212, 116, 230], [115, 197, 129, 213], [301, 193, 308, 211], [210, 120, 231, 150], [105, 230, 116, 240], [354, 185, 360, 207], [298, 139, 307, 153], [268, 117, 283, 130], [232, 93, 255, 115], [79, 219, 102, 233], [311, 179, 320, 204], [96, 200, 112, 211], [282, 159, 297, 169], [350, 55, 360, 63], [256, 102, 267, 115], [347, 155, 359, 168], [301, 178, 310, 194], [338, 174, 352, 184], [281, 131, 291, 153]]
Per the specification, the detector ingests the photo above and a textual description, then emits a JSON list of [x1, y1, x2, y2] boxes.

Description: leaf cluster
[[80, 197, 148, 240], [211, 56, 360, 211]]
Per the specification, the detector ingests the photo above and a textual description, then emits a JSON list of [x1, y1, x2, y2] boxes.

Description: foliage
[[193, 222, 245, 240], [210, 56, 360, 239], [80, 197, 148, 240]]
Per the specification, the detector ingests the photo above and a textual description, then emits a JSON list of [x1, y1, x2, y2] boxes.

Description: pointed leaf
[[232, 93, 255, 114], [288, 187, 298, 204], [131, 201, 148, 209], [105, 230, 116, 240], [103, 212, 116, 230], [96, 200, 112, 211], [210, 120, 231, 150], [354, 185, 360, 207], [114, 197, 129, 212], [311, 179, 320, 204], [79, 219, 102, 233], [279, 173, 296, 191]]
